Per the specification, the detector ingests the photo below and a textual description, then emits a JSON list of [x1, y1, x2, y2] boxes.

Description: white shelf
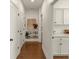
[[53, 24, 69, 26], [52, 34, 69, 38]]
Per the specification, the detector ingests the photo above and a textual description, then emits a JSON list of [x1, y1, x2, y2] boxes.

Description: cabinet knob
[[52, 37, 54, 39], [60, 38, 62, 40], [10, 38, 13, 41], [59, 43, 63, 45]]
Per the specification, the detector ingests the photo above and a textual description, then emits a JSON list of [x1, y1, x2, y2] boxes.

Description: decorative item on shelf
[[33, 24, 38, 29], [64, 29, 69, 34], [25, 31, 30, 39]]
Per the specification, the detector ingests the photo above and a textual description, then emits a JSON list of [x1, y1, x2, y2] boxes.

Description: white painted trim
[[42, 44, 48, 59], [24, 39, 41, 42], [10, 1, 18, 9]]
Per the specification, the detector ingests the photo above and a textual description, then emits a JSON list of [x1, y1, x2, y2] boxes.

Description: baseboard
[[42, 44, 48, 59], [25, 39, 41, 42]]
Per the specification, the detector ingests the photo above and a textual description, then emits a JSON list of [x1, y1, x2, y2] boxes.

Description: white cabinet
[[53, 9, 63, 24], [53, 38, 60, 55], [52, 38, 69, 55], [64, 9, 69, 24], [61, 38, 69, 54], [52, 8, 69, 58], [53, 8, 69, 25]]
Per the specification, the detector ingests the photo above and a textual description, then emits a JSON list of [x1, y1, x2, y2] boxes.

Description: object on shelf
[[25, 31, 30, 39], [33, 24, 38, 29], [64, 29, 69, 34]]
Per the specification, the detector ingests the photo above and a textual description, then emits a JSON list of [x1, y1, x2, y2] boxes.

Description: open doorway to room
[[25, 18, 38, 39]]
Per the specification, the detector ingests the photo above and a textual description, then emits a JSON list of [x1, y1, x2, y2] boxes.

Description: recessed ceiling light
[[31, 0, 35, 2]]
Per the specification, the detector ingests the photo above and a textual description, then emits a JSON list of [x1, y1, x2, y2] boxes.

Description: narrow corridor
[[10, 0, 69, 59], [17, 42, 46, 59]]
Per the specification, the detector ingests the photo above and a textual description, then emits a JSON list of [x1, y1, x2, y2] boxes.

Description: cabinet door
[[53, 9, 63, 24], [61, 38, 69, 54], [64, 9, 69, 25], [53, 38, 60, 55]]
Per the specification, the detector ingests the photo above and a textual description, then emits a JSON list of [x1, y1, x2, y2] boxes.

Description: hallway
[[17, 42, 46, 59], [10, 0, 69, 59]]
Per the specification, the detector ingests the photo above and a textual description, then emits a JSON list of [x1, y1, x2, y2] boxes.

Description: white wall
[[47, 0, 54, 4], [41, 0, 53, 59], [25, 9, 39, 25], [11, 0, 25, 13]]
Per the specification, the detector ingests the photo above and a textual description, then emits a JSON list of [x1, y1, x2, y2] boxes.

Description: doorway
[[25, 18, 39, 39]]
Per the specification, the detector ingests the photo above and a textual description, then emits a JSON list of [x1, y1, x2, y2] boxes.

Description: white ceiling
[[22, 0, 44, 9]]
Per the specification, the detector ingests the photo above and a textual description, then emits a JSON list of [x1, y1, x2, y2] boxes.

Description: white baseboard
[[42, 44, 48, 59], [24, 39, 41, 42]]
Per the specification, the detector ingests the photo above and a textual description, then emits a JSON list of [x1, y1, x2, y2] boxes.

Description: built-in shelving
[[52, 34, 69, 38], [53, 24, 69, 26]]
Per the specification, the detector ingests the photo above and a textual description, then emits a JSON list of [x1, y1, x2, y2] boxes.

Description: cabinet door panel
[[64, 9, 69, 24], [61, 38, 69, 54], [53, 38, 60, 54], [53, 9, 63, 24]]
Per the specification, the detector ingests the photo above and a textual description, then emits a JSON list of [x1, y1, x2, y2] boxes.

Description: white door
[[10, 3, 19, 59]]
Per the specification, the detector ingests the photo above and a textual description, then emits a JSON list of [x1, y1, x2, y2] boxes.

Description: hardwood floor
[[17, 42, 46, 59]]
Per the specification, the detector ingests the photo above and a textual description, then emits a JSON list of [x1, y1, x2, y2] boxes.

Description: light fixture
[[31, 0, 35, 2]]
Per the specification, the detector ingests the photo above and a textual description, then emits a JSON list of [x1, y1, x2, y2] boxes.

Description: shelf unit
[[52, 8, 69, 38], [53, 24, 69, 26]]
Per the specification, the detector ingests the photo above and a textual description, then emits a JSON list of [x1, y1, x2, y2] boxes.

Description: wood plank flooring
[[17, 42, 46, 59]]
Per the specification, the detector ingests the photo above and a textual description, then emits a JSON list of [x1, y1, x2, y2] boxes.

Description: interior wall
[[47, 0, 54, 4], [25, 9, 39, 28], [11, 0, 25, 13], [41, 0, 53, 59]]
